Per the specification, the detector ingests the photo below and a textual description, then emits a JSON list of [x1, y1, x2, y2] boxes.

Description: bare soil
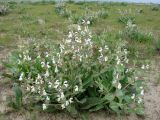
[[0, 48, 160, 120]]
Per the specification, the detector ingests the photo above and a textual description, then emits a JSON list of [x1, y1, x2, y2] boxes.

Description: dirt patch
[[143, 56, 160, 120]]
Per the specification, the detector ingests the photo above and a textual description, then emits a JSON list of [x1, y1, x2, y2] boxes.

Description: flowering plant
[[122, 20, 153, 43], [0, 4, 9, 16], [3, 21, 147, 115]]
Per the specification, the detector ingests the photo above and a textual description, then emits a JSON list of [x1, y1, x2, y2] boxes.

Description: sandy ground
[[0, 48, 160, 120]]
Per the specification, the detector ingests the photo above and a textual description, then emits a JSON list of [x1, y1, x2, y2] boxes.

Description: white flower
[[116, 74, 119, 79], [37, 54, 41, 58], [37, 74, 41, 79], [35, 79, 40, 85], [23, 55, 27, 60], [61, 104, 65, 109], [45, 52, 49, 57], [69, 98, 73, 103], [82, 19, 85, 24], [99, 47, 103, 53], [40, 80, 44, 84], [19, 54, 22, 58], [19, 72, 24, 81], [141, 65, 145, 69], [87, 21, 90, 25], [27, 56, 31, 61], [17, 59, 21, 64], [64, 81, 68, 88], [46, 96, 50, 101], [79, 55, 82, 62], [77, 25, 81, 31], [48, 82, 52, 88], [31, 86, 35, 92], [44, 70, 49, 78], [104, 56, 108, 62], [43, 90, 47, 96], [85, 38, 91, 45], [26, 86, 30, 91], [57, 97, 61, 102], [52, 57, 56, 64], [125, 58, 129, 63], [54, 80, 60, 89], [60, 44, 65, 53], [140, 86, 143, 89], [104, 45, 109, 50], [124, 49, 128, 54], [146, 64, 149, 69], [117, 59, 121, 65], [125, 69, 129, 73], [66, 38, 71, 43], [42, 104, 47, 110], [60, 92, 65, 99], [138, 97, 143, 104], [41, 62, 45, 68], [74, 85, 79, 92], [117, 83, 122, 89], [140, 89, 144, 96], [75, 37, 81, 43], [26, 50, 29, 53], [68, 32, 72, 38], [46, 62, 51, 69], [112, 80, 117, 84], [65, 101, 69, 106], [55, 65, 59, 73], [131, 94, 135, 99]]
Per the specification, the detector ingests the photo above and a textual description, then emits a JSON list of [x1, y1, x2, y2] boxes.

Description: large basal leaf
[[109, 102, 121, 113], [104, 94, 115, 101], [75, 97, 87, 104], [81, 97, 105, 110], [89, 104, 104, 112], [66, 104, 78, 116]]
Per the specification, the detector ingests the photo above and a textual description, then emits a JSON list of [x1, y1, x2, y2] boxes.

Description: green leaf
[[82, 77, 94, 88], [89, 104, 104, 112], [75, 98, 87, 104], [109, 102, 120, 113], [124, 95, 132, 103], [116, 90, 124, 97], [104, 94, 115, 101], [66, 105, 78, 116], [13, 83, 22, 109], [135, 107, 144, 116], [81, 97, 104, 110]]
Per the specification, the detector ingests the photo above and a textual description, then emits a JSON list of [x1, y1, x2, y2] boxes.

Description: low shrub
[[152, 6, 159, 11], [0, 4, 9, 16], [118, 16, 135, 24], [69, 14, 82, 24], [55, 3, 71, 18], [155, 39, 160, 53], [83, 13, 97, 25], [66, 0, 75, 4], [60, 9, 72, 18], [55, 2, 65, 14], [137, 9, 144, 14], [3, 21, 147, 116], [122, 21, 153, 43], [120, 2, 128, 6], [75, 2, 86, 5], [97, 9, 109, 19]]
